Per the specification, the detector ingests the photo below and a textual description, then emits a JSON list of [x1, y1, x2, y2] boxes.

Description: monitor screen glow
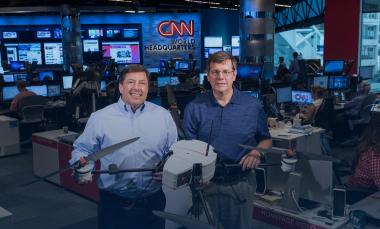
[[2, 86, 19, 100], [17, 43, 42, 64], [328, 76, 348, 90], [88, 29, 103, 38], [276, 87, 292, 103], [237, 64, 262, 79], [204, 36, 223, 48], [37, 31, 51, 38], [313, 76, 328, 89], [47, 85, 61, 97], [44, 43, 63, 65], [3, 32, 17, 39], [324, 60, 344, 75], [175, 61, 189, 71], [291, 90, 313, 104], [83, 39, 99, 52], [231, 36, 240, 47], [3, 74, 15, 83], [26, 85, 47, 97], [199, 73, 207, 85], [102, 41, 140, 64], [157, 77, 179, 87], [38, 71, 54, 81], [62, 76, 73, 90], [10, 61, 26, 71]]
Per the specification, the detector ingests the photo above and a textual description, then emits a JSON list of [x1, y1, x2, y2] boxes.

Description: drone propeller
[[22, 137, 140, 186], [153, 211, 217, 229], [166, 85, 185, 139]]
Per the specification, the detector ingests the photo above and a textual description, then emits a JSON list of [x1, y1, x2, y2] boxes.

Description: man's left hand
[[239, 150, 261, 171]]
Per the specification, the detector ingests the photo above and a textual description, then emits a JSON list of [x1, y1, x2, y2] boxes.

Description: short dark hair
[[279, 56, 284, 62], [119, 64, 149, 84], [16, 80, 27, 89], [292, 52, 299, 58], [206, 51, 237, 73]]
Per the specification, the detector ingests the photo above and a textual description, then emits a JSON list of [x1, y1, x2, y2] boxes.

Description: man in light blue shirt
[[70, 64, 177, 229]]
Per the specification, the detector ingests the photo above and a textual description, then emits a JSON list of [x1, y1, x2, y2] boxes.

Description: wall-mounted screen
[[204, 36, 222, 48], [18, 43, 42, 64], [204, 47, 222, 59], [44, 43, 63, 65], [83, 39, 99, 52], [37, 31, 51, 39], [328, 76, 348, 90], [54, 28, 62, 39], [88, 29, 103, 38], [123, 28, 139, 39], [5, 45, 18, 63], [102, 41, 140, 64], [3, 31, 17, 39], [231, 36, 240, 47], [2, 86, 19, 101]]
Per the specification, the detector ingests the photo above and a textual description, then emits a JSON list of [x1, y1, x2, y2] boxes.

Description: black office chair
[[347, 93, 376, 133], [313, 96, 335, 155], [19, 95, 47, 142]]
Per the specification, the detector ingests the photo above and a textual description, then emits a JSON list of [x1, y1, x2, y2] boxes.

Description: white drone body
[[163, 140, 217, 190]]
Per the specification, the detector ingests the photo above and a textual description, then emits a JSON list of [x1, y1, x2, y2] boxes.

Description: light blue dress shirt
[[70, 98, 178, 198]]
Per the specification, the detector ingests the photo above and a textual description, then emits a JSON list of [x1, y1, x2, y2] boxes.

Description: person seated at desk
[[298, 86, 325, 123], [347, 114, 380, 191], [343, 80, 371, 118], [9, 80, 36, 117]]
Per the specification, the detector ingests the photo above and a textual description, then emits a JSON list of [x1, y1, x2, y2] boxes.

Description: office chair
[[313, 96, 335, 155], [19, 95, 47, 142], [347, 93, 376, 133]]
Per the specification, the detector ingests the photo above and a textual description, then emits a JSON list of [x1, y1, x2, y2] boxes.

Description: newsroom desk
[[269, 126, 324, 154], [32, 129, 99, 201]]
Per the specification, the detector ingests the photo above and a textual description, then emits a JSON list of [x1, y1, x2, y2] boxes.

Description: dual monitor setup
[[276, 86, 313, 104]]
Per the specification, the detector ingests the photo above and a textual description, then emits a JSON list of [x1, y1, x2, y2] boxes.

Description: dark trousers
[[98, 189, 166, 229]]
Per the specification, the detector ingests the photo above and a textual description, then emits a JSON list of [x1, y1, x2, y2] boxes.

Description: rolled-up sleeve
[[70, 114, 101, 165]]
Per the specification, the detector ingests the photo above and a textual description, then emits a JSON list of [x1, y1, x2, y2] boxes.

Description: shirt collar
[[208, 86, 242, 106], [117, 97, 146, 113]]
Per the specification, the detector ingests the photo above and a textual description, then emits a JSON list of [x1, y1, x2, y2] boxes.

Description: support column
[[239, 0, 274, 79], [61, 5, 83, 72]]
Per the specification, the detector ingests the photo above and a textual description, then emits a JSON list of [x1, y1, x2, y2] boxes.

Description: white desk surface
[[371, 104, 380, 113], [270, 126, 324, 140], [33, 129, 77, 141]]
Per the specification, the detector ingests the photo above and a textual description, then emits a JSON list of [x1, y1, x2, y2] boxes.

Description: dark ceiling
[[0, 0, 301, 12]]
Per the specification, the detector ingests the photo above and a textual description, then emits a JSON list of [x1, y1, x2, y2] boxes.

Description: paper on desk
[[351, 191, 380, 219]]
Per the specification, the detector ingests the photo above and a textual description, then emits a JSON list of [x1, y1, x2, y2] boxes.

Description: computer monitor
[[276, 86, 292, 103], [232, 47, 240, 57], [313, 76, 328, 89], [237, 64, 262, 79], [328, 76, 348, 90], [291, 90, 313, 104], [47, 85, 61, 97], [147, 67, 160, 74], [231, 36, 240, 47], [38, 71, 54, 81], [204, 36, 223, 48], [3, 74, 15, 83], [157, 76, 179, 87], [62, 75, 73, 90], [2, 86, 19, 101], [123, 28, 139, 39], [26, 85, 47, 97], [100, 80, 106, 92], [204, 47, 222, 59], [15, 74, 28, 80], [10, 61, 26, 71], [324, 60, 344, 75], [242, 90, 260, 99], [199, 73, 207, 85], [175, 61, 190, 71]]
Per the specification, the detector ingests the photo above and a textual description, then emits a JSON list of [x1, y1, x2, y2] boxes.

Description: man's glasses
[[209, 70, 234, 77]]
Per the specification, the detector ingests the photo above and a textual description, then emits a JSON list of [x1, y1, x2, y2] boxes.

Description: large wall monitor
[[204, 36, 222, 48], [83, 39, 99, 52], [44, 43, 63, 65], [18, 43, 42, 64], [102, 41, 140, 64]]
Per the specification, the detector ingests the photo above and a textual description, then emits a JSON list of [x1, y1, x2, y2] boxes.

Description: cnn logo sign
[[158, 20, 194, 37]]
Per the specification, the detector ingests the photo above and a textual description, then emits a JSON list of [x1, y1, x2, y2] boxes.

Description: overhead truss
[[275, 0, 324, 32]]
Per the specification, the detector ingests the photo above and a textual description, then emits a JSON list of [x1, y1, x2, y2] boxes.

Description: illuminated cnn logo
[[158, 20, 194, 37]]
